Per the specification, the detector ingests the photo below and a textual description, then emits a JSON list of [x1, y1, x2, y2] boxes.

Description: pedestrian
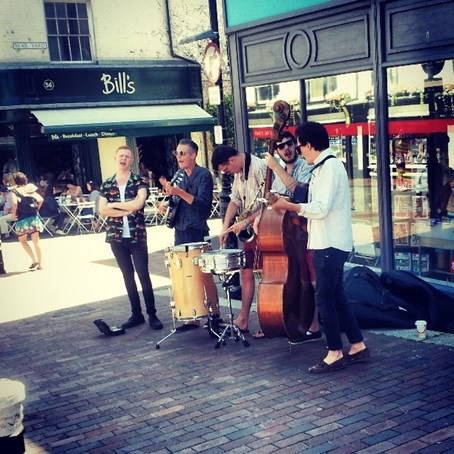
[[98, 145, 163, 331], [271, 122, 369, 373], [10, 172, 44, 271]]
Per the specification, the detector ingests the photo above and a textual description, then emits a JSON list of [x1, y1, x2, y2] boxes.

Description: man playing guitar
[[159, 139, 214, 245]]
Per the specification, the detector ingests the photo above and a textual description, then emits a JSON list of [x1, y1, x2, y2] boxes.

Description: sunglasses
[[276, 139, 294, 150], [173, 150, 191, 157]]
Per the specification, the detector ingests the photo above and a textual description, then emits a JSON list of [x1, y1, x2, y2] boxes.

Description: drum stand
[[156, 287, 219, 349], [214, 271, 250, 349]]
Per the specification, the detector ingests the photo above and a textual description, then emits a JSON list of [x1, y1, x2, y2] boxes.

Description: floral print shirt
[[100, 172, 148, 244]]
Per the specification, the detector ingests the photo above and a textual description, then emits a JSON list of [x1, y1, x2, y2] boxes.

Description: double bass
[[256, 100, 315, 340]]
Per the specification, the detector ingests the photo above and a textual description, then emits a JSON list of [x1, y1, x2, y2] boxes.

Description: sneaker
[[55, 229, 66, 235], [149, 315, 163, 330], [29, 262, 39, 271], [290, 330, 322, 344], [121, 314, 145, 330]]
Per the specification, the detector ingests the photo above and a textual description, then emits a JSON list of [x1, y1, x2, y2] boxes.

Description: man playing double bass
[[253, 130, 321, 342]]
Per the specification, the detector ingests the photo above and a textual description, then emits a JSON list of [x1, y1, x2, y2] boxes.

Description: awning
[[32, 104, 216, 141]]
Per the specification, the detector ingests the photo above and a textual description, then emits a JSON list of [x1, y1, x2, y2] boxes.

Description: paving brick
[[1, 246, 453, 454]]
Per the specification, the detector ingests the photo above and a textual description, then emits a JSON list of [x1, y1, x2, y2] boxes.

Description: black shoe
[[121, 314, 145, 330], [290, 330, 322, 344], [308, 356, 347, 374], [94, 319, 126, 336], [149, 315, 163, 330], [345, 347, 370, 364]]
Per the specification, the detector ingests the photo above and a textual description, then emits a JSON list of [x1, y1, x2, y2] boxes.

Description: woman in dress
[[11, 172, 44, 271]]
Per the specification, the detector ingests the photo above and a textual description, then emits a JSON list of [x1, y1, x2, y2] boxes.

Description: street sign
[[203, 42, 221, 84], [214, 125, 223, 144], [208, 85, 221, 105]]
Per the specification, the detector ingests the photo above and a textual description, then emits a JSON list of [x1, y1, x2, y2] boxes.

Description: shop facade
[[0, 61, 215, 188], [223, 0, 454, 285]]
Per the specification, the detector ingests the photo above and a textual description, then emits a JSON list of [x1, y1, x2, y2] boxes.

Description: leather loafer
[[149, 315, 163, 330], [308, 356, 347, 374], [121, 314, 145, 330], [345, 347, 370, 364], [290, 330, 322, 344]]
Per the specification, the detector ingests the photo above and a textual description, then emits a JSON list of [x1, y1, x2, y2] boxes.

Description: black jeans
[[174, 228, 209, 246], [111, 240, 156, 317], [312, 247, 363, 351]]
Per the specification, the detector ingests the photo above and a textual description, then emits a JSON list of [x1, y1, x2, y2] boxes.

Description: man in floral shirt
[[99, 145, 163, 331]]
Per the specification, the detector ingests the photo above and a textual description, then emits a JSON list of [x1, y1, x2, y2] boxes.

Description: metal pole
[[208, 0, 239, 298], [0, 238, 6, 274]]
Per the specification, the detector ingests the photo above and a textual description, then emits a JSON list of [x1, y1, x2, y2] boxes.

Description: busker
[[271, 122, 369, 373]]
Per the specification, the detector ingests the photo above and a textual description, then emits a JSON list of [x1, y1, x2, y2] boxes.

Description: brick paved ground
[[1, 226, 454, 454], [1, 247, 454, 453]]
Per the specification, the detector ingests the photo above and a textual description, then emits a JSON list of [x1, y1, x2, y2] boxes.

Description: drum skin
[[166, 243, 219, 320]]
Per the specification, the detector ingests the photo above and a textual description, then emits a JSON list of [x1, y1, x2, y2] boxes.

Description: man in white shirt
[[212, 145, 266, 333], [272, 122, 369, 374]]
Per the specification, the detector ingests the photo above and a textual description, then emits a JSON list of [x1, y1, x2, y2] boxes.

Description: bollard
[[0, 379, 26, 453]]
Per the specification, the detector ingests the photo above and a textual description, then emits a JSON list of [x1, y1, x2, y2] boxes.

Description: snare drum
[[165, 242, 219, 320], [198, 249, 245, 275]]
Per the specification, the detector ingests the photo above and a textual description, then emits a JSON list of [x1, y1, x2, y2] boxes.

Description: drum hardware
[[156, 285, 220, 349], [156, 242, 220, 349], [198, 249, 249, 349], [214, 270, 250, 349]]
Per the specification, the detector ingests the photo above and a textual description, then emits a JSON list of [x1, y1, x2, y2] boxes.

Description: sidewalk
[[1, 224, 453, 453]]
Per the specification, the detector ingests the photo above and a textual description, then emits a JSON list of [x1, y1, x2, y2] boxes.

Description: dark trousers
[[111, 240, 156, 317], [312, 247, 363, 351], [174, 228, 208, 246]]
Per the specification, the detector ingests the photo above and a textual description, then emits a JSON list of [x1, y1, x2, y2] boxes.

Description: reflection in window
[[246, 81, 300, 157], [387, 60, 454, 283]]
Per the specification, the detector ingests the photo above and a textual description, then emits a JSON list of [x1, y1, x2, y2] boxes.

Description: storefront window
[[246, 81, 300, 157], [306, 71, 380, 268], [387, 60, 454, 283]]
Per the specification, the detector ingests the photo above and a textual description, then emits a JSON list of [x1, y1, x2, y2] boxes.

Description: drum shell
[[166, 243, 218, 320], [199, 249, 245, 275]]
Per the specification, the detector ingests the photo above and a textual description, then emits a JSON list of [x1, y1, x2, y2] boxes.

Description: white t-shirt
[[118, 185, 131, 238]]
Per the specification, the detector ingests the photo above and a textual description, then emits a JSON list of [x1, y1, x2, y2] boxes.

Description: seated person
[[81, 181, 102, 230], [40, 184, 66, 234], [86, 180, 101, 214], [62, 180, 83, 202]]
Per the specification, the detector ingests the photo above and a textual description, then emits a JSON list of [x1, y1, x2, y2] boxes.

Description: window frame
[[44, 1, 94, 63]]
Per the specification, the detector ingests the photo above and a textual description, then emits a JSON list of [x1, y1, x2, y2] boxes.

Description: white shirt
[[118, 185, 131, 238], [230, 154, 266, 213], [298, 148, 353, 252]]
